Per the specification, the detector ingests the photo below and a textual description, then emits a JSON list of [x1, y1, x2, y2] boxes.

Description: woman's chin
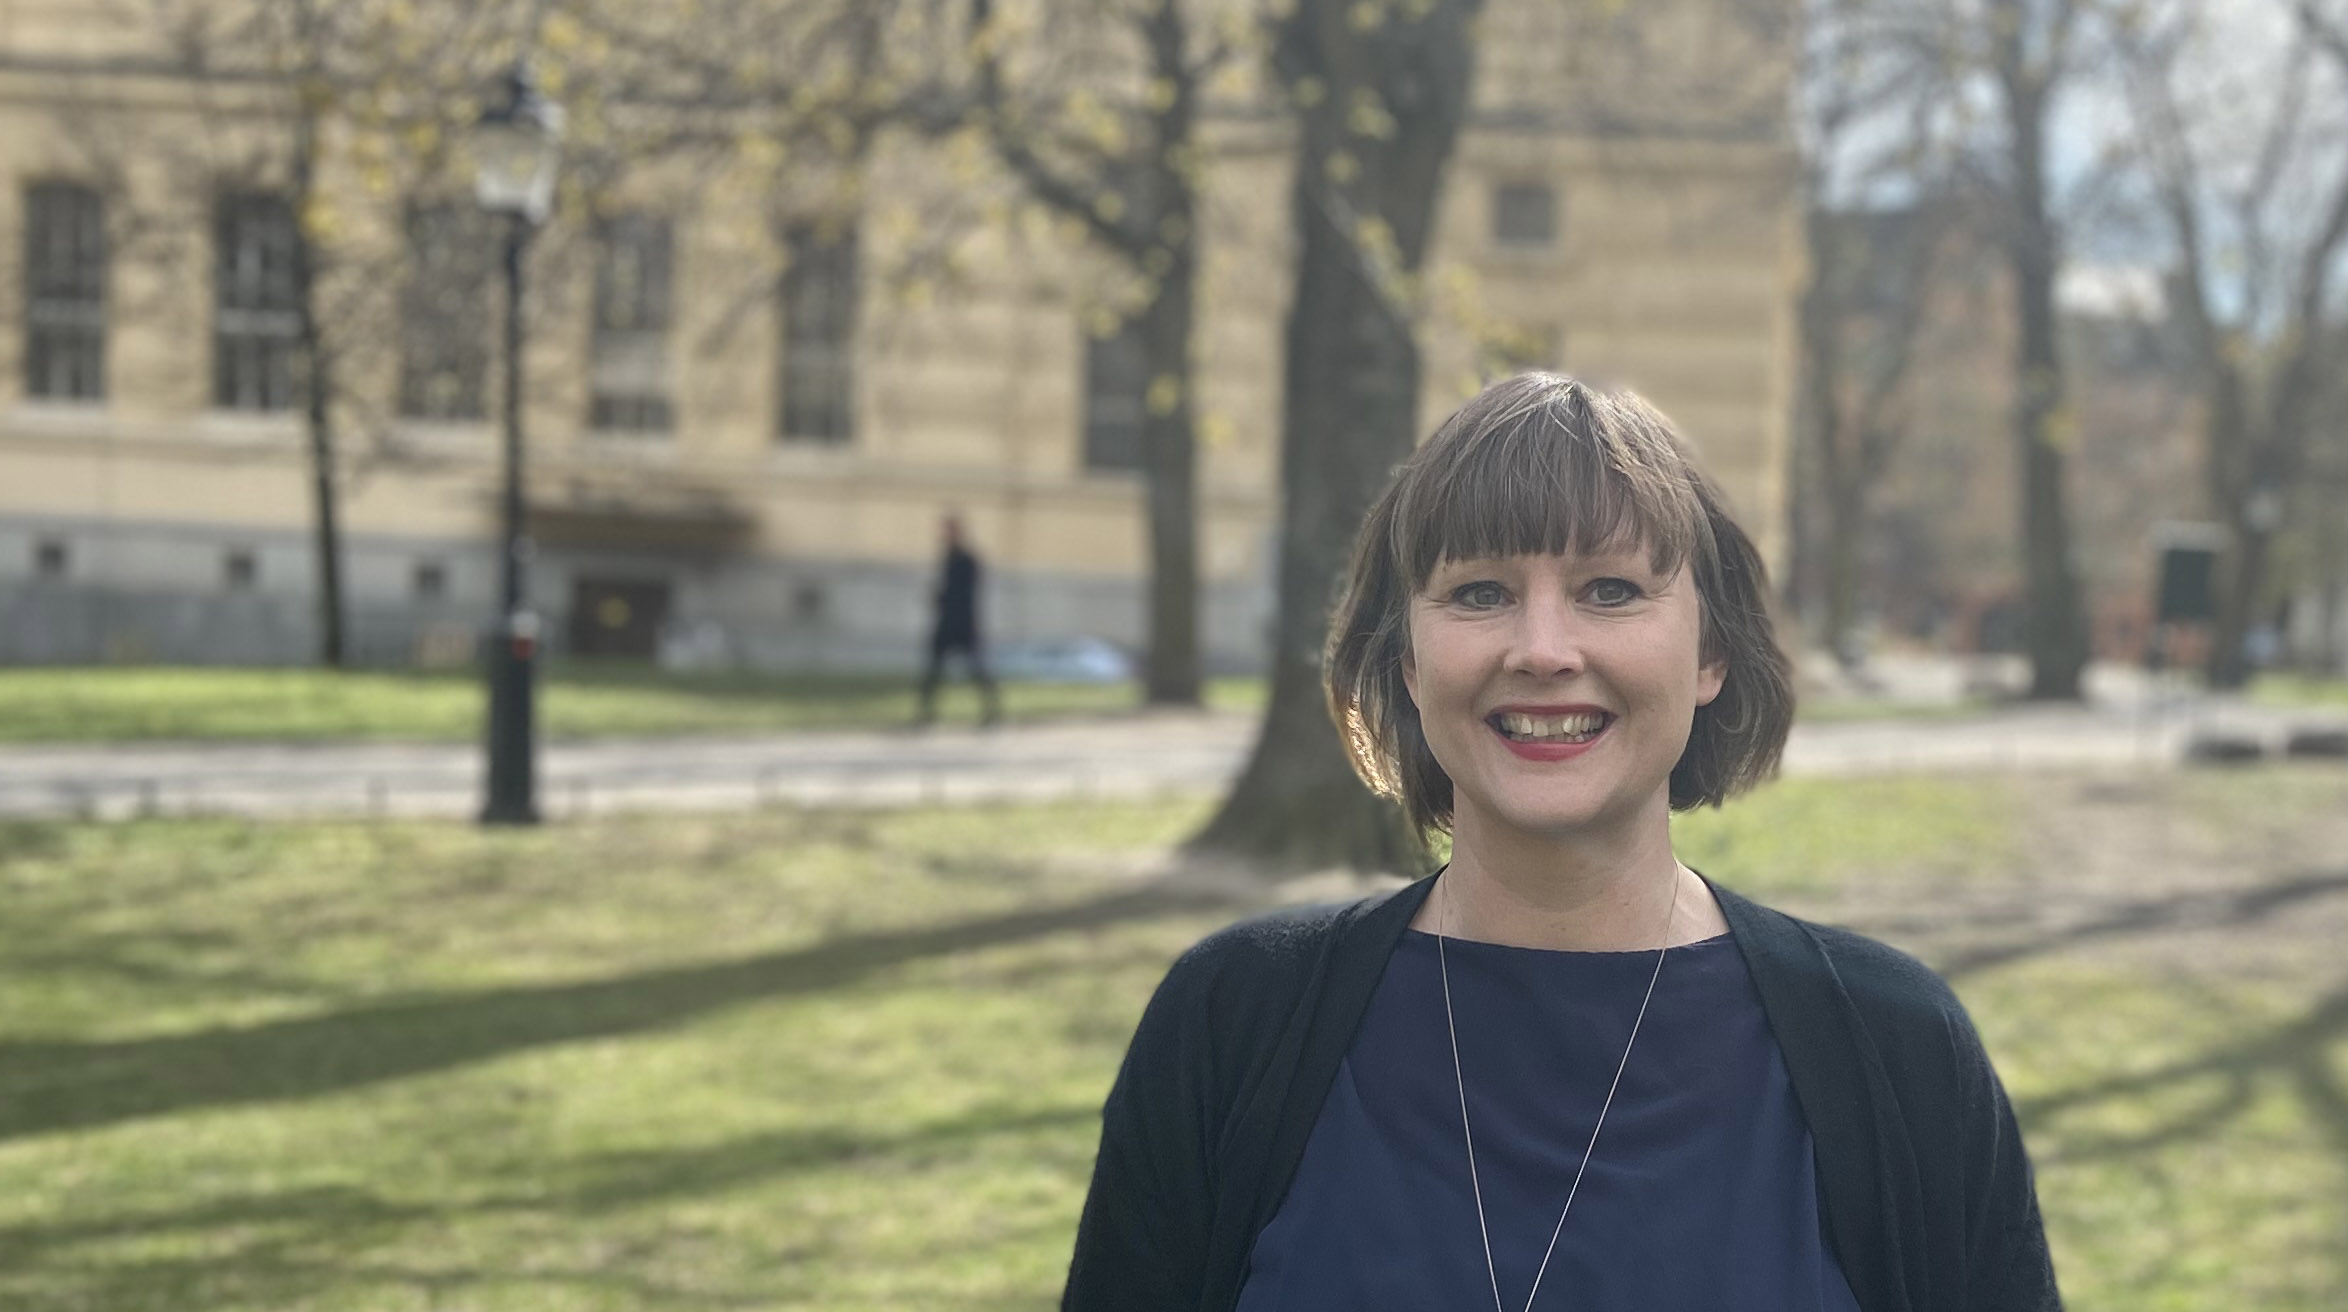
[[1473, 795, 1618, 843]]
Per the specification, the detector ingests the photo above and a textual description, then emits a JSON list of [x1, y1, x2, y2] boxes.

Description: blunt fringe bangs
[[1326, 372, 1795, 835]]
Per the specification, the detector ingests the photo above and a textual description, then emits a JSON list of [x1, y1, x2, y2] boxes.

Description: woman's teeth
[[1495, 712, 1607, 743]]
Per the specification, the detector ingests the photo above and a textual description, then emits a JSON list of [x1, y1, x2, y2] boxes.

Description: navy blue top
[[1233, 929, 1864, 1312]]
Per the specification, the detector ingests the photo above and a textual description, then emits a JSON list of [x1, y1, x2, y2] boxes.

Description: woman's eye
[[1588, 577, 1644, 606], [1451, 581, 1508, 609]]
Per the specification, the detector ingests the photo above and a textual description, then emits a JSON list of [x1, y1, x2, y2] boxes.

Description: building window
[[779, 223, 858, 444], [23, 182, 107, 401], [398, 204, 490, 421], [214, 192, 302, 411], [1491, 181, 1558, 248], [34, 538, 70, 579], [223, 548, 258, 590], [413, 560, 448, 601], [1082, 317, 1147, 473], [589, 214, 674, 433]]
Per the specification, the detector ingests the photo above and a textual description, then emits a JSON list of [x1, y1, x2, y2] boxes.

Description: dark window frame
[[223, 548, 259, 590], [23, 181, 107, 401], [213, 191, 303, 411], [1081, 317, 1148, 474], [588, 213, 675, 435], [778, 222, 859, 445], [1491, 180, 1559, 248]]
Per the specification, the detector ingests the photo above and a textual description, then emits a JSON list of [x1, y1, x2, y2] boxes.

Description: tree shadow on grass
[[1913, 868, 2348, 1160], [2015, 977, 2348, 1151], [0, 1249, 784, 1312], [2008, 972, 2348, 1302], [544, 1102, 1102, 1215], [1878, 863, 2348, 1301], [0, 881, 1235, 1144], [0, 821, 70, 866], [1841, 868, 2348, 982], [0, 1101, 1102, 1271]]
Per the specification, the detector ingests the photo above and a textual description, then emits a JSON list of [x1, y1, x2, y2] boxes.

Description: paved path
[[1, 694, 2338, 822]]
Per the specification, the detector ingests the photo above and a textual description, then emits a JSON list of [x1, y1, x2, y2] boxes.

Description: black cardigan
[[1062, 874, 2061, 1312]]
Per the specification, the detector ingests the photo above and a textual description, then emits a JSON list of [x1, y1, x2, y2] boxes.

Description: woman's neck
[[1415, 804, 1727, 950]]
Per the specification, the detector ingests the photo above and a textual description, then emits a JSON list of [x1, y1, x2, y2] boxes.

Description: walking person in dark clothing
[[918, 514, 1002, 725]]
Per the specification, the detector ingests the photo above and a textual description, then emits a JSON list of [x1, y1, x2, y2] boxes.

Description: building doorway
[[568, 577, 671, 660]]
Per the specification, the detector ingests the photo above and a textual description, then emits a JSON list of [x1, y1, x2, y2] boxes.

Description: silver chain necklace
[[1435, 874, 1678, 1312]]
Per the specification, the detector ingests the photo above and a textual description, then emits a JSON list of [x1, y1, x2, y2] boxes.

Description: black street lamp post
[[475, 61, 563, 826]]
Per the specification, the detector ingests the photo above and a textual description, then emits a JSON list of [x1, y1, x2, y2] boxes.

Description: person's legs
[[916, 632, 948, 724], [966, 641, 1002, 725]]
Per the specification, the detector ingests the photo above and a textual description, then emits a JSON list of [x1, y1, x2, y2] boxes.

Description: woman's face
[[1403, 549, 1724, 845]]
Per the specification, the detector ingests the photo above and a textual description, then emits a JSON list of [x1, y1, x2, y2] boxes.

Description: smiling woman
[[1062, 374, 2063, 1312]]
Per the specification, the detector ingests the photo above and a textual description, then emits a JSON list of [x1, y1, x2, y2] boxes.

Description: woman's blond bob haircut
[[1326, 372, 1795, 836]]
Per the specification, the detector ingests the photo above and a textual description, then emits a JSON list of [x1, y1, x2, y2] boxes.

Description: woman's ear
[[1696, 654, 1727, 707]]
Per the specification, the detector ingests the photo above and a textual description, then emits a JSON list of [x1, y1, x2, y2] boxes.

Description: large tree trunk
[[1137, 261, 1203, 704], [1796, 206, 1850, 664], [968, 0, 1205, 705], [1187, 0, 1482, 875], [1136, 5, 1202, 706], [1783, 399, 1819, 634], [2207, 520, 2273, 689], [302, 316, 346, 669], [2002, 79, 2089, 700], [1823, 480, 1864, 669], [2203, 334, 2323, 689], [2197, 371, 2257, 688], [1186, 179, 1424, 870], [291, 112, 346, 669], [1137, 259, 1203, 705]]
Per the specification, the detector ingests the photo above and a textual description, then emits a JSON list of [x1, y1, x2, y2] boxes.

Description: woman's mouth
[[1485, 709, 1612, 762], [1483, 713, 1615, 765], [1487, 710, 1611, 744]]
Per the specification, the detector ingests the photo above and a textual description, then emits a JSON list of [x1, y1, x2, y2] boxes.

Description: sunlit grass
[[0, 770, 2340, 1308], [0, 666, 1265, 743], [2252, 673, 2348, 713], [1673, 772, 2023, 898], [3, 666, 1995, 744]]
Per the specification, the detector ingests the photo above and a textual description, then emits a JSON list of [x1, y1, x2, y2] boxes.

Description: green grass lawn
[[0, 772, 2341, 1308], [0, 666, 1993, 745], [2252, 672, 2348, 712], [0, 666, 1268, 744], [1792, 694, 1997, 724]]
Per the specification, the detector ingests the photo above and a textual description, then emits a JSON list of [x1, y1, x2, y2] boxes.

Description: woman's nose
[[1505, 593, 1586, 677]]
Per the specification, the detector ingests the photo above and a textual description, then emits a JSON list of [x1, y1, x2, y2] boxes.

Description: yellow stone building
[[0, 0, 1797, 671]]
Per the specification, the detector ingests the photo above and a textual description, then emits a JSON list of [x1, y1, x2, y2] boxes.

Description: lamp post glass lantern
[[477, 61, 562, 827], [475, 63, 563, 223]]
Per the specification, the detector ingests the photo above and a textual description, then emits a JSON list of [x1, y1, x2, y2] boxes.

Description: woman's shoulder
[[1159, 885, 1405, 998], [1714, 883, 1979, 1035], [1135, 879, 1426, 1047]]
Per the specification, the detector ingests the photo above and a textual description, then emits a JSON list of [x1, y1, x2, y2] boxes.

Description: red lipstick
[[1485, 704, 1613, 762]]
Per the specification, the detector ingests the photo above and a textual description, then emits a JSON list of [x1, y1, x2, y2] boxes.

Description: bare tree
[[2117, 0, 2348, 686], [1791, 0, 1959, 666], [1186, 0, 1485, 873], [1971, 0, 2097, 698], [1799, 205, 1950, 666], [956, 0, 1254, 707]]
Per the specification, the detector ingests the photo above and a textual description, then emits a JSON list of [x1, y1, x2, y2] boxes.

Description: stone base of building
[[0, 514, 1274, 677]]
